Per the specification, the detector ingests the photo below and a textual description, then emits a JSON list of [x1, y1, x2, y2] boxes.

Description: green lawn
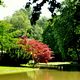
[[0, 66, 39, 75]]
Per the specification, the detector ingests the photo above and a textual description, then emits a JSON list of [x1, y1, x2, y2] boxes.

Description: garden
[[0, 0, 80, 80]]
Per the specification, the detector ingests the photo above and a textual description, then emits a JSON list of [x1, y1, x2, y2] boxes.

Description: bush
[[0, 47, 31, 66]]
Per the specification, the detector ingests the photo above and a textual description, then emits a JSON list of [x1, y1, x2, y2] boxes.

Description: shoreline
[[0, 62, 80, 75], [21, 62, 80, 70], [0, 66, 39, 75]]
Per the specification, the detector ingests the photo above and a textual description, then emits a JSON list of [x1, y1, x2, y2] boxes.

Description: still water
[[0, 69, 80, 80]]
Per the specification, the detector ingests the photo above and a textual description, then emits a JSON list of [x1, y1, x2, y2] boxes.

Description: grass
[[0, 66, 39, 75]]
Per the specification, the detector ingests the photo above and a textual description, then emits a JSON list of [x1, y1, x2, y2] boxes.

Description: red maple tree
[[18, 36, 53, 63]]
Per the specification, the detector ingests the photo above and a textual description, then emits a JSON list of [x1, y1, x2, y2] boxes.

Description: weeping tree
[[43, 0, 80, 61]]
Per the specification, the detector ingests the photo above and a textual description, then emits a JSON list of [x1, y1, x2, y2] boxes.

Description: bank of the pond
[[0, 66, 39, 75], [21, 62, 71, 68], [0, 62, 79, 75], [21, 62, 80, 71]]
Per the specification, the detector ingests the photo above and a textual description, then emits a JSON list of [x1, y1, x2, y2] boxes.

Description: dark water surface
[[0, 69, 80, 80]]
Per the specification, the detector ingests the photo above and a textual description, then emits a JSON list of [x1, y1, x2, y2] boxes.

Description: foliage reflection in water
[[0, 69, 80, 80]]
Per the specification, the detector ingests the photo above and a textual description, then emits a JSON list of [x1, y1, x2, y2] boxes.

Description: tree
[[46, 0, 80, 61], [0, 20, 31, 65], [29, 25, 43, 41], [18, 36, 53, 63], [25, 0, 60, 25], [27, 17, 48, 41], [0, 0, 3, 5], [42, 22, 62, 61], [42, 0, 80, 62], [0, 9, 34, 65], [7, 9, 32, 36], [0, 20, 13, 50], [36, 17, 48, 30]]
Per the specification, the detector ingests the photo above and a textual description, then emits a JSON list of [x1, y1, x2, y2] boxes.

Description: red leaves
[[18, 36, 53, 63]]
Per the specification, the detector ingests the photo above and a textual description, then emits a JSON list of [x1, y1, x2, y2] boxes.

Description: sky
[[0, 0, 64, 20]]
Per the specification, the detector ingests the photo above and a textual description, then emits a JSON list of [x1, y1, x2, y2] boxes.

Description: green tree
[[0, 20, 14, 50], [0, 9, 33, 65], [7, 9, 32, 37], [0, 0, 3, 5], [26, 17, 48, 41], [43, 0, 80, 61], [29, 25, 43, 41]]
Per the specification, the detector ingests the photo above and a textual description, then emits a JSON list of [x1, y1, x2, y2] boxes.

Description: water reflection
[[0, 69, 80, 80], [28, 69, 80, 80]]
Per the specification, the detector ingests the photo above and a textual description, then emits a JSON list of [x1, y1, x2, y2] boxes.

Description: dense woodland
[[0, 0, 80, 65]]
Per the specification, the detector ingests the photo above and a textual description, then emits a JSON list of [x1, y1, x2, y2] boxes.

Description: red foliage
[[18, 36, 53, 63]]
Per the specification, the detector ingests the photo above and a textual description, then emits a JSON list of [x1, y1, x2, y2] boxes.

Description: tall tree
[[6, 9, 32, 37], [0, 20, 17, 50], [0, 0, 2, 5], [43, 0, 80, 61], [25, 0, 60, 25]]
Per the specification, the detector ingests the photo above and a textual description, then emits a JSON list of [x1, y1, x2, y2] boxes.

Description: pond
[[0, 69, 80, 80]]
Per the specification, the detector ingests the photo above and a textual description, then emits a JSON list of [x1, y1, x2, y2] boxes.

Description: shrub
[[0, 47, 31, 66]]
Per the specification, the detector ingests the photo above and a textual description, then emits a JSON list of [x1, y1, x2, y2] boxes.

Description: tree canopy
[[0, 0, 80, 65], [43, 0, 80, 61], [25, 0, 60, 25]]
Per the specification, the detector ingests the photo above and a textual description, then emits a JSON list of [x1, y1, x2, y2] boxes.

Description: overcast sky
[[0, 0, 64, 20]]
